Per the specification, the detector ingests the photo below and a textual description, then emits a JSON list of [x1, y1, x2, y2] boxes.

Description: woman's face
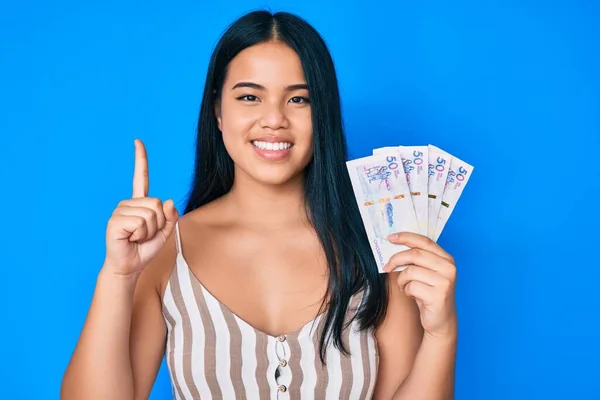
[[216, 41, 313, 187]]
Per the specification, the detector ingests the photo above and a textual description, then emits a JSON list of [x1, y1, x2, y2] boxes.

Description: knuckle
[[410, 248, 421, 258], [134, 215, 147, 227], [441, 278, 452, 292], [386, 254, 397, 267], [107, 216, 117, 229], [144, 206, 158, 220], [447, 264, 457, 279], [440, 288, 450, 303], [151, 197, 162, 209], [133, 206, 152, 220]]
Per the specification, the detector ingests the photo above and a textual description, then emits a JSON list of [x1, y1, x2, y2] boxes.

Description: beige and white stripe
[[161, 222, 379, 399]]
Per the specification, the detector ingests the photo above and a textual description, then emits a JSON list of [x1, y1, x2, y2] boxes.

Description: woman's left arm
[[373, 232, 458, 400]]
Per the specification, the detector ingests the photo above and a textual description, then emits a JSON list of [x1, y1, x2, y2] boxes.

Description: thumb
[[161, 199, 179, 236]]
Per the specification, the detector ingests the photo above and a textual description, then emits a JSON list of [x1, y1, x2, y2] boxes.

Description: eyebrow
[[231, 82, 308, 92]]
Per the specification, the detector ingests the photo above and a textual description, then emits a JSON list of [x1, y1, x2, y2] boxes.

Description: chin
[[245, 145, 311, 184], [229, 143, 312, 187], [248, 166, 305, 187]]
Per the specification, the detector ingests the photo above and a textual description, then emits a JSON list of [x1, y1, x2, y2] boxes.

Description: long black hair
[[183, 10, 388, 362]]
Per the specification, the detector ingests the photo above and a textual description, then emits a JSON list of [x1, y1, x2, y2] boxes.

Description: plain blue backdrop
[[1, 0, 598, 399]]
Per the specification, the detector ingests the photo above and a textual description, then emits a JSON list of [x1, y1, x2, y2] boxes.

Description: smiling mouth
[[251, 140, 294, 151]]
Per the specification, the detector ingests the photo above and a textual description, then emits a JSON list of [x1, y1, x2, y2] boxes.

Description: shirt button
[[277, 335, 287, 342], [279, 385, 287, 392], [279, 359, 288, 367]]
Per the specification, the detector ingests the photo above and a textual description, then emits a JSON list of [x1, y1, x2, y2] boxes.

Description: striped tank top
[[161, 222, 379, 399]]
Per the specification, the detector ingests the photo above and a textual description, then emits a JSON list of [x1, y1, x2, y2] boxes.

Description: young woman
[[61, 10, 458, 400]]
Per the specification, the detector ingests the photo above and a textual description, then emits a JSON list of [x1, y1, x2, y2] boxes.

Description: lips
[[251, 139, 293, 160], [251, 140, 293, 151]]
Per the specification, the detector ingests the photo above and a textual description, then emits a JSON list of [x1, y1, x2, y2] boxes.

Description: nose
[[258, 102, 290, 130]]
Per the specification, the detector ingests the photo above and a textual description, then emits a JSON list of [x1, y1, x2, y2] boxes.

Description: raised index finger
[[132, 139, 149, 198]]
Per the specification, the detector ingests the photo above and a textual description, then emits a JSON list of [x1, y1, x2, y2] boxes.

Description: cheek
[[220, 103, 256, 145], [292, 111, 313, 146]]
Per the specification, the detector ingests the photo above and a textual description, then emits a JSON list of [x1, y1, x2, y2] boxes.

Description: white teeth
[[252, 141, 292, 151]]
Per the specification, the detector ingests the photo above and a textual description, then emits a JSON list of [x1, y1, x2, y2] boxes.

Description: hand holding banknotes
[[383, 232, 457, 337], [346, 144, 471, 337], [102, 139, 179, 277]]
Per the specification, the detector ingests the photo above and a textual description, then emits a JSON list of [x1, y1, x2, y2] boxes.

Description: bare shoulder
[[150, 199, 226, 293], [179, 196, 232, 230], [174, 197, 233, 244], [145, 205, 216, 300]]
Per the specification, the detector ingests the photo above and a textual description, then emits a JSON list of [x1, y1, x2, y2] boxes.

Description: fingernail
[[387, 233, 397, 241]]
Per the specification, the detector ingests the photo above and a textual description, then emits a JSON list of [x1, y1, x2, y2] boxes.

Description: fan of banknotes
[[346, 145, 474, 273]]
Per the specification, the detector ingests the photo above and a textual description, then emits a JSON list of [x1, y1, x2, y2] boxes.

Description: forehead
[[225, 41, 307, 86]]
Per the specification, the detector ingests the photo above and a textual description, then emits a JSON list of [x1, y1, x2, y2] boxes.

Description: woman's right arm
[[60, 260, 168, 400], [61, 139, 178, 400]]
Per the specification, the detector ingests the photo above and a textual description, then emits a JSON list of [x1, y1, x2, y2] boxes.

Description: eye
[[289, 96, 309, 104], [237, 94, 260, 102]]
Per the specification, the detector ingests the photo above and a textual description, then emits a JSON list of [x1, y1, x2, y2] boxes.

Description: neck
[[223, 169, 309, 229]]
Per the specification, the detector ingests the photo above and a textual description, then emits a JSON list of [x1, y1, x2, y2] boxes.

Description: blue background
[[1, 0, 598, 399]]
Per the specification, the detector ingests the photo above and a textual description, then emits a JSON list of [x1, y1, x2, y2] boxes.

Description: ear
[[214, 93, 222, 131]]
